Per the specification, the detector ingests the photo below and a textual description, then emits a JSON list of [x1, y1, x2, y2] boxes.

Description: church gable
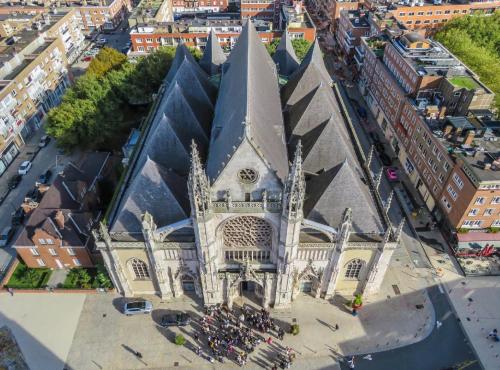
[[210, 138, 283, 202]]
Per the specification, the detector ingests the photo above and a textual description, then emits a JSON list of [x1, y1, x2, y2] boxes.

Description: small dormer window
[[39, 238, 46, 245]]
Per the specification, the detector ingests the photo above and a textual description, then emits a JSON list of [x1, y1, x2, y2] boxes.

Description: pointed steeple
[[283, 141, 305, 219], [188, 141, 211, 217], [200, 28, 227, 75], [272, 29, 300, 77], [298, 39, 332, 86]]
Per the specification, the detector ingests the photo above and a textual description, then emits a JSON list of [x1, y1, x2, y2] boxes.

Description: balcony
[[212, 201, 282, 213]]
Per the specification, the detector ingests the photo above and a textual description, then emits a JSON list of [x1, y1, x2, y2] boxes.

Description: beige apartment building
[[1, 0, 132, 32], [0, 9, 84, 175]]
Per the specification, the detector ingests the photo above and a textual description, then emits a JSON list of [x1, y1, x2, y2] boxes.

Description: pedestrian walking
[[7, 287, 14, 296], [135, 351, 142, 359], [334, 324, 339, 330], [267, 336, 273, 345], [347, 355, 355, 368], [488, 329, 499, 342]]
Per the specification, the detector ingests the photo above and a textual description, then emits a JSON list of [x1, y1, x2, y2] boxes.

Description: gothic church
[[96, 22, 402, 308]]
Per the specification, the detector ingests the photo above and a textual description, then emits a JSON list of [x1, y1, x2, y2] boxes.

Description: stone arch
[[175, 266, 202, 298], [227, 274, 267, 309], [127, 257, 150, 280], [293, 263, 322, 299], [343, 258, 365, 280]]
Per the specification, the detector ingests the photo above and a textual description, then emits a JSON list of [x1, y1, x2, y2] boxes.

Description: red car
[[385, 167, 399, 181], [83, 56, 93, 62]]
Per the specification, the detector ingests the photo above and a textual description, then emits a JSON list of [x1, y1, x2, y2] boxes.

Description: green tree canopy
[[87, 47, 127, 77], [266, 37, 312, 61], [46, 46, 199, 152], [435, 12, 500, 114]]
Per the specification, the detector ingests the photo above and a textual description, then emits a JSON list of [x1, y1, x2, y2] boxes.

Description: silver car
[[123, 300, 153, 316]]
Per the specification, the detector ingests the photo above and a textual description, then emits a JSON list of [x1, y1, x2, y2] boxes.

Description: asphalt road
[[0, 129, 73, 272], [339, 285, 481, 370]]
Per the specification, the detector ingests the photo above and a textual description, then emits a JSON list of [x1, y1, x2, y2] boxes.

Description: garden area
[[5, 261, 52, 289], [60, 265, 113, 289]]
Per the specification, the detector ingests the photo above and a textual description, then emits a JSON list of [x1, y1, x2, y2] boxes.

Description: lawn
[[6, 261, 52, 289], [448, 76, 480, 90]]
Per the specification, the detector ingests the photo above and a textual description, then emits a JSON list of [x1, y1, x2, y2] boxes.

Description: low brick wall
[[0, 259, 19, 289], [1, 287, 115, 294]]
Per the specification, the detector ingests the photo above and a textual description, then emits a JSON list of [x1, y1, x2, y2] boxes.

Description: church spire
[[188, 140, 211, 217], [283, 141, 305, 219]]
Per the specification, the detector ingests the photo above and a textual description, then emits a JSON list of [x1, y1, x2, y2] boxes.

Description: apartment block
[[308, 0, 360, 29], [366, 0, 500, 36], [171, 0, 229, 13], [240, 0, 280, 22], [0, 12, 44, 38], [14, 152, 111, 269], [130, 12, 315, 54], [128, 0, 173, 28], [2, 0, 133, 32], [356, 29, 499, 250], [0, 10, 84, 176], [337, 9, 370, 61]]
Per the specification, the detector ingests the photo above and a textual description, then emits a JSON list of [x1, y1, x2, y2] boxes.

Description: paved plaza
[[0, 293, 86, 370], [62, 262, 433, 370]]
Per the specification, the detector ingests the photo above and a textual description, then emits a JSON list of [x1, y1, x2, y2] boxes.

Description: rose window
[[237, 168, 258, 184], [223, 216, 272, 249]]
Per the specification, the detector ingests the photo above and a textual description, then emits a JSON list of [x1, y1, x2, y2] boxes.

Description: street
[[0, 128, 75, 274], [339, 286, 481, 370]]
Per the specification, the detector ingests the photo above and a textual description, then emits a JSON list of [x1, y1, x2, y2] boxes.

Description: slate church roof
[[206, 20, 289, 183], [200, 29, 227, 75], [272, 29, 299, 77], [109, 22, 384, 241]]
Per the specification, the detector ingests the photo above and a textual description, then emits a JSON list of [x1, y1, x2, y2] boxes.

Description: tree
[[291, 39, 312, 61], [87, 47, 127, 77], [77, 269, 92, 289], [266, 38, 312, 61], [435, 13, 500, 114]]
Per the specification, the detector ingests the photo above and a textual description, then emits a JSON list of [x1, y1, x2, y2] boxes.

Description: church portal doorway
[[237, 280, 264, 307]]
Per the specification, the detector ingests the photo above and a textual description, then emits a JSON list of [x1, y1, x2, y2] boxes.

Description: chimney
[[443, 124, 453, 137], [464, 130, 475, 146], [54, 210, 65, 229]]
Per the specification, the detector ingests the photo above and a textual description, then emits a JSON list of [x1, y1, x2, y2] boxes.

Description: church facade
[[95, 23, 403, 309]]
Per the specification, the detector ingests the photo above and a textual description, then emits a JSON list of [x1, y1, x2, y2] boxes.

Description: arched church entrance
[[238, 280, 264, 307]]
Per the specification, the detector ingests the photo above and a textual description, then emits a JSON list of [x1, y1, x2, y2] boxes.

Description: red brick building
[[130, 17, 316, 54], [14, 152, 111, 269], [337, 9, 370, 61], [172, 0, 229, 13]]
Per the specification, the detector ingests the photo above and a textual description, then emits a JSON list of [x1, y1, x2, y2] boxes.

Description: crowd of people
[[192, 304, 295, 368]]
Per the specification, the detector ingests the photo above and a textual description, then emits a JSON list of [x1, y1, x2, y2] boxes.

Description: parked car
[[38, 135, 51, 147], [37, 169, 52, 185], [123, 300, 152, 316], [379, 152, 393, 166], [160, 313, 191, 327], [7, 174, 22, 190], [18, 160, 32, 175], [0, 226, 15, 247], [83, 56, 93, 62], [357, 106, 367, 119], [11, 207, 25, 226], [385, 167, 399, 181]]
